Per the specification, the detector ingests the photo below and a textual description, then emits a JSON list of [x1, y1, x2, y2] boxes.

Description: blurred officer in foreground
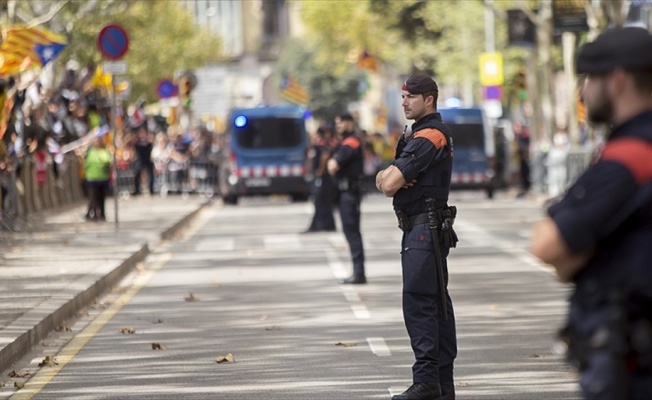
[[327, 113, 366, 284], [376, 75, 458, 400], [530, 27, 652, 400], [305, 125, 337, 233]]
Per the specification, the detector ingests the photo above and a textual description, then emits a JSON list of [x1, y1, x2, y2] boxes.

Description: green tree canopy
[[4, 0, 222, 103]]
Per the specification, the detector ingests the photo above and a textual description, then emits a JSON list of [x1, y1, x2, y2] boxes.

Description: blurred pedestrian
[[530, 27, 652, 400], [327, 113, 366, 284], [376, 75, 457, 400], [514, 121, 531, 198], [133, 125, 154, 195], [84, 136, 111, 221], [305, 125, 337, 233]]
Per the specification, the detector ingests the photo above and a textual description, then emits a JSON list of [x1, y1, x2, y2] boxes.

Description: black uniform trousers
[[308, 175, 336, 231], [338, 189, 365, 277], [134, 160, 155, 195], [400, 222, 457, 384]]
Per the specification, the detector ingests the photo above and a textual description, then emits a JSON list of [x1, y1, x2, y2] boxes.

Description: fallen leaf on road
[[215, 353, 235, 363], [489, 305, 499, 312], [55, 324, 71, 332], [265, 326, 281, 331], [8, 370, 32, 378], [151, 343, 167, 350], [259, 315, 268, 321], [335, 342, 358, 347], [529, 353, 541, 358], [184, 292, 199, 302], [38, 355, 58, 367], [119, 327, 136, 334], [456, 381, 469, 387], [0, 380, 4, 387], [14, 380, 25, 389]]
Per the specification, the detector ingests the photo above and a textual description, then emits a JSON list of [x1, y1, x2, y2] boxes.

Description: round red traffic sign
[[97, 24, 129, 60]]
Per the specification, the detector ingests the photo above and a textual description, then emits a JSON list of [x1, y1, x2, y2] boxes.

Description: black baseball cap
[[576, 27, 652, 74], [402, 75, 438, 94]]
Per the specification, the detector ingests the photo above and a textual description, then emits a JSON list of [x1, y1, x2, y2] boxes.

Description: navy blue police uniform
[[307, 134, 336, 232], [392, 111, 458, 398], [332, 131, 366, 281], [549, 28, 652, 400]]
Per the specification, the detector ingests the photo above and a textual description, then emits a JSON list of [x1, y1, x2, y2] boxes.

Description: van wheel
[[291, 193, 310, 203], [223, 194, 238, 205]]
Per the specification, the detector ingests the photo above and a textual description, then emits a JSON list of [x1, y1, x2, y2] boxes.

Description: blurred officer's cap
[[402, 75, 438, 94], [576, 27, 652, 74]]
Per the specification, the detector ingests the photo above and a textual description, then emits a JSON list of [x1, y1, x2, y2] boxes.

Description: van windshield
[[449, 123, 485, 148], [235, 117, 304, 149]]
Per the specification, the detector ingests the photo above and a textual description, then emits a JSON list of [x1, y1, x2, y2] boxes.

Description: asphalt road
[[4, 192, 581, 400]]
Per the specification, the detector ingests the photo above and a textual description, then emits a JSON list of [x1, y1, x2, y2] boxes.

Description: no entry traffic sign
[[97, 24, 129, 60], [156, 79, 178, 99]]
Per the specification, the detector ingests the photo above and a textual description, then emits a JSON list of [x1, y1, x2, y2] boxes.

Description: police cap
[[402, 75, 439, 94], [576, 27, 652, 74]]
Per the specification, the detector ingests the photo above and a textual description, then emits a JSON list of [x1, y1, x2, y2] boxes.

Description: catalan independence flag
[[0, 25, 68, 77], [279, 74, 309, 106]]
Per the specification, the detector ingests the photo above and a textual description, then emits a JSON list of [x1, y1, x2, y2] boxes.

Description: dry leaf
[[151, 318, 164, 324], [151, 343, 167, 350], [184, 292, 199, 302], [0, 380, 5, 387], [265, 326, 281, 331], [335, 342, 358, 348], [119, 327, 136, 334], [529, 353, 541, 358], [215, 353, 235, 363], [14, 380, 25, 389], [38, 355, 58, 367], [54, 324, 72, 332], [8, 370, 32, 378], [259, 315, 268, 321]]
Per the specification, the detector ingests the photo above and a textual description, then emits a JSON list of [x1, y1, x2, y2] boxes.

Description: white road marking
[[367, 337, 392, 356], [196, 238, 235, 251], [263, 234, 301, 250]]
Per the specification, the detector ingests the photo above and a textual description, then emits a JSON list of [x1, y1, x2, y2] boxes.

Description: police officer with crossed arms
[[531, 27, 652, 400], [377, 75, 457, 400]]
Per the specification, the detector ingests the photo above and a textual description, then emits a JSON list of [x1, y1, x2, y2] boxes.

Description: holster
[[427, 204, 458, 249], [395, 210, 412, 232]]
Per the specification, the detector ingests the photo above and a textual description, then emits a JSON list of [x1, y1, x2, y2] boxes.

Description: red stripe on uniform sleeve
[[342, 137, 360, 149], [600, 138, 652, 184], [413, 128, 447, 149]]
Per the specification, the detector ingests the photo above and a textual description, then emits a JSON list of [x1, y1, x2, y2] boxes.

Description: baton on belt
[[426, 198, 448, 321]]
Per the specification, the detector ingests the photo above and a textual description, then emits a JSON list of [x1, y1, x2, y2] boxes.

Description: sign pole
[[110, 77, 119, 229], [97, 23, 129, 230]]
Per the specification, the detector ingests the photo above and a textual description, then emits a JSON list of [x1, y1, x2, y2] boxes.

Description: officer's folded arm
[[530, 217, 594, 282], [377, 165, 407, 197]]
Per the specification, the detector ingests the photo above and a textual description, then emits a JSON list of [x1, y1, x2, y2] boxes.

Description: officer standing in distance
[[305, 125, 337, 233], [376, 75, 458, 400], [530, 27, 652, 400], [328, 113, 366, 284]]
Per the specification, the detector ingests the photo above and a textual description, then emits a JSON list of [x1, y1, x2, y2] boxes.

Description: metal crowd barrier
[[1, 153, 84, 232]]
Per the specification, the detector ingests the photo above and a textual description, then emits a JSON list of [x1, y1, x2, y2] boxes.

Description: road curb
[[0, 200, 210, 373]]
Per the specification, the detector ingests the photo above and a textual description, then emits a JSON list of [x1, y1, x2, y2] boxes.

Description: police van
[[218, 106, 312, 205], [439, 107, 495, 198]]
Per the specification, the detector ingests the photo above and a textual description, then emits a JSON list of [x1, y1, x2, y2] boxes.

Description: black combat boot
[[440, 382, 455, 400], [392, 382, 441, 400]]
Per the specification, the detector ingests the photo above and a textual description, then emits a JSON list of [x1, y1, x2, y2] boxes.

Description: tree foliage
[[3, 0, 222, 103], [275, 38, 365, 123]]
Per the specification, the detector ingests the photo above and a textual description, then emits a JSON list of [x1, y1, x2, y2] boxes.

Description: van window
[[449, 123, 485, 148], [236, 117, 303, 149]]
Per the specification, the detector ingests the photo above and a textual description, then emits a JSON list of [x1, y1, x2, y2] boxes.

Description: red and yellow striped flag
[[279, 74, 309, 106], [0, 25, 67, 77]]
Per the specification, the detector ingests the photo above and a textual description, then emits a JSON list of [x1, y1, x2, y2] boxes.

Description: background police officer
[[327, 113, 366, 284], [531, 27, 652, 400], [305, 125, 337, 233], [376, 75, 457, 400]]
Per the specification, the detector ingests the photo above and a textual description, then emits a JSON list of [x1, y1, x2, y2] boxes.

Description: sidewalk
[[0, 195, 210, 373]]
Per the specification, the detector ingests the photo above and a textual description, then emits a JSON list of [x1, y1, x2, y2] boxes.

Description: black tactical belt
[[396, 212, 429, 232]]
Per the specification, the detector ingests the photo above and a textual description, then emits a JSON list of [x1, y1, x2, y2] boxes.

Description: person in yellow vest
[[84, 137, 112, 221]]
